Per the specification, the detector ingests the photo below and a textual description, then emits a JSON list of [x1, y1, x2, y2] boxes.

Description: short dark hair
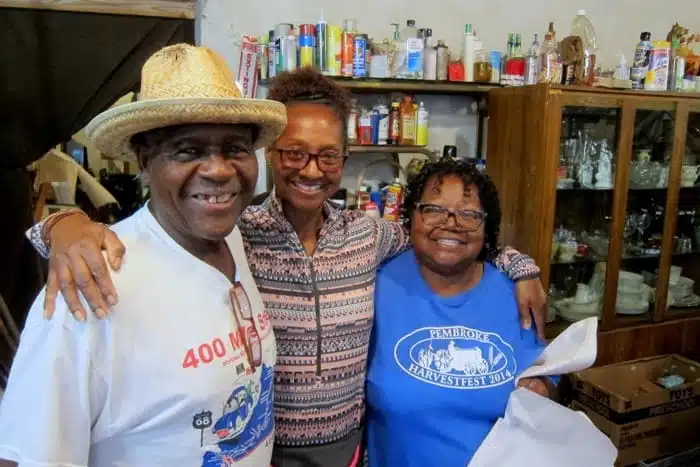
[[267, 67, 352, 147], [403, 157, 501, 261]]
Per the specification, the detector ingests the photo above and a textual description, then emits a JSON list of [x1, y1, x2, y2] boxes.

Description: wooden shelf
[[347, 145, 435, 157], [261, 76, 498, 95], [0, 0, 196, 19]]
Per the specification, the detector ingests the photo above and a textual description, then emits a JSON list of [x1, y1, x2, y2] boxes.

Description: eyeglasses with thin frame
[[273, 147, 347, 172], [416, 203, 487, 231], [229, 282, 262, 370]]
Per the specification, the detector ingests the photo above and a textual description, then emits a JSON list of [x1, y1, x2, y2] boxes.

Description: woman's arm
[[374, 219, 410, 265], [27, 210, 125, 320], [492, 247, 547, 342]]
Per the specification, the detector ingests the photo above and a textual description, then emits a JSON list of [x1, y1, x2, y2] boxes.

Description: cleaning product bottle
[[630, 32, 652, 89], [462, 23, 476, 82], [416, 102, 429, 146]]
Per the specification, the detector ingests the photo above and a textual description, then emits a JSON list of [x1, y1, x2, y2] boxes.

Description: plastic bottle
[[614, 54, 630, 80], [388, 101, 400, 145], [416, 102, 429, 146], [630, 32, 652, 89], [395, 19, 422, 79], [462, 23, 476, 82], [570, 10, 597, 85], [524, 34, 540, 85], [399, 96, 416, 145], [538, 22, 562, 84]]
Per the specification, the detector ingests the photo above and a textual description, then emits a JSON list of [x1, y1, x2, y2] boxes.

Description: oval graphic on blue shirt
[[393, 326, 517, 390]]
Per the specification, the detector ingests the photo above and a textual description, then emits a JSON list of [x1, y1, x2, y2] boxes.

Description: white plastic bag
[[468, 318, 618, 467]]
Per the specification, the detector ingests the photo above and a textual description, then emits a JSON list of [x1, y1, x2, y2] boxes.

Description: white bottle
[[462, 23, 476, 82], [423, 30, 437, 80]]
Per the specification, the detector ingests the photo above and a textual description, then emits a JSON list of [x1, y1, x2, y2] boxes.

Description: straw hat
[[85, 43, 287, 162]]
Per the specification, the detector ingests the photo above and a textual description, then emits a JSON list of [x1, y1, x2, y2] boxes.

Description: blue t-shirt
[[366, 250, 547, 466]]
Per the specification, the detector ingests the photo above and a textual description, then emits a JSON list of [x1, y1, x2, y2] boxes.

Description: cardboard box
[[570, 355, 700, 467]]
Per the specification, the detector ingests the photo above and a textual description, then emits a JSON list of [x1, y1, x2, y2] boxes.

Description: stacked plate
[[669, 276, 700, 308], [616, 271, 651, 315]]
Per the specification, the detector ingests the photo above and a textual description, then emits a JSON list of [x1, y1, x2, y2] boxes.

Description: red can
[[298, 24, 316, 37]]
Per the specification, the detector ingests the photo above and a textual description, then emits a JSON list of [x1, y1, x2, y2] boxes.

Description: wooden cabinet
[[487, 84, 700, 365]]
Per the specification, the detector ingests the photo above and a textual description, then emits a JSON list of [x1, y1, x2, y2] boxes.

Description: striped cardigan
[[237, 193, 539, 449]]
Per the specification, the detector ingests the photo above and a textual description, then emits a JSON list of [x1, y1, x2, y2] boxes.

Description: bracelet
[[40, 208, 87, 252]]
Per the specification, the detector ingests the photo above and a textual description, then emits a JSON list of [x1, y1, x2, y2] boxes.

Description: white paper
[[468, 318, 618, 467]]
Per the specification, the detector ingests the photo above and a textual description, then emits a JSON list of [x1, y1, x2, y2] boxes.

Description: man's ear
[[135, 151, 151, 184]]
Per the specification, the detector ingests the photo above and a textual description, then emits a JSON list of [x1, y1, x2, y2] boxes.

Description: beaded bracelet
[[39, 208, 87, 252]]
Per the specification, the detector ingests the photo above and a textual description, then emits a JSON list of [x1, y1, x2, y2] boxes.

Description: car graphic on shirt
[[200, 364, 275, 466], [214, 384, 257, 441]]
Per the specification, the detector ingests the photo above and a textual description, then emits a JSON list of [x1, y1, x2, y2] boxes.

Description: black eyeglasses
[[416, 203, 487, 231], [273, 147, 347, 172]]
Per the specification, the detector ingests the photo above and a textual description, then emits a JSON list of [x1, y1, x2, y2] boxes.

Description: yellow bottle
[[416, 101, 429, 146]]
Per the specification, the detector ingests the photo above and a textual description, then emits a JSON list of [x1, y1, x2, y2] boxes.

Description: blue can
[[352, 34, 368, 78]]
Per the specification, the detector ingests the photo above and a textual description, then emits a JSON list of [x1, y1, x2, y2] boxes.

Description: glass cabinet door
[[616, 107, 676, 326], [664, 108, 700, 320], [549, 105, 620, 327]]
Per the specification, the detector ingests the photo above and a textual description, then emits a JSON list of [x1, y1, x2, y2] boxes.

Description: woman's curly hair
[[267, 67, 352, 146], [403, 157, 501, 262]]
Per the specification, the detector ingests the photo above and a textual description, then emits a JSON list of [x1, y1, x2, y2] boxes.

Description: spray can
[[316, 14, 328, 73], [353, 34, 368, 78], [298, 25, 315, 68], [383, 178, 404, 222], [341, 18, 358, 77], [436, 41, 449, 80], [258, 35, 269, 81], [326, 25, 342, 76], [267, 29, 277, 78], [274, 23, 294, 74]]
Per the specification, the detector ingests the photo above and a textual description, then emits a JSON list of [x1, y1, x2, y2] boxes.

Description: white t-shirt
[[0, 206, 276, 467]]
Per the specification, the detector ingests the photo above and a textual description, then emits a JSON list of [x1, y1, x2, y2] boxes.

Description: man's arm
[[0, 290, 106, 466]]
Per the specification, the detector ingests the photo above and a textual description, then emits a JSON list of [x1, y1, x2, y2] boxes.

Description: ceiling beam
[[0, 0, 195, 19]]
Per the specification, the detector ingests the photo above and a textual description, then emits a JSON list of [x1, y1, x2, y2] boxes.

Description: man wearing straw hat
[[0, 44, 286, 466]]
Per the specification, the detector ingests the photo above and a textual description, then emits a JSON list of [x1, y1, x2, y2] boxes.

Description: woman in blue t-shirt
[[366, 158, 556, 466]]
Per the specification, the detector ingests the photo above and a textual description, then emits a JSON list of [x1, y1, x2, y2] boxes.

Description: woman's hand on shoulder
[[517, 377, 553, 398], [514, 278, 548, 342], [44, 213, 125, 321]]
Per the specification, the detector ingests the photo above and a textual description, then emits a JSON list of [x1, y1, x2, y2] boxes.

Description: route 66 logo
[[192, 410, 213, 430], [192, 410, 213, 446]]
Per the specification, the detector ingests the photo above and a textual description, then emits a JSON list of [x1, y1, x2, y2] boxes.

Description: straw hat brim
[[85, 97, 288, 162]]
